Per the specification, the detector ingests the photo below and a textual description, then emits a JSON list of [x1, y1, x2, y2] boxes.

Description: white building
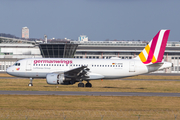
[[22, 27, 29, 39], [78, 35, 88, 41]]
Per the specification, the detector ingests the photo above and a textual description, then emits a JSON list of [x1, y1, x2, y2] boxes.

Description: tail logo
[[139, 30, 170, 64]]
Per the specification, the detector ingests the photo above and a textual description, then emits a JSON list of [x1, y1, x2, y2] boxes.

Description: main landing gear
[[28, 78, 33, 86], [78, 81, 92, 88]]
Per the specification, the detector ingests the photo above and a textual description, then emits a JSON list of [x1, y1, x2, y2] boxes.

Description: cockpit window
[[14, 63, 20, 66]]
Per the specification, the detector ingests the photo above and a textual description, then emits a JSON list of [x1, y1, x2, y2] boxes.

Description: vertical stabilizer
[[137, 30, 170, 64]]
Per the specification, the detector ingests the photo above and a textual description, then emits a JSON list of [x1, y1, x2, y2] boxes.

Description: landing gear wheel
[[28, 78, 33, 87], [28, 83, 33, 86], [85, 83, 92, 87], [78, 83, 84, 87]]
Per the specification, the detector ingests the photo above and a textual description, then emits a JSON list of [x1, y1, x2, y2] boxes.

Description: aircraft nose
[[6, 67, 12, 75], [6, 67, 10, 74]]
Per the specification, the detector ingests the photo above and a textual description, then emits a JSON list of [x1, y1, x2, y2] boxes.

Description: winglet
[[138, 30, 170, 64]]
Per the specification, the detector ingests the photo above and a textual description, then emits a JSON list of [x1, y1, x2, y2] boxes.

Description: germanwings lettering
[[34, 60, 73, 64]]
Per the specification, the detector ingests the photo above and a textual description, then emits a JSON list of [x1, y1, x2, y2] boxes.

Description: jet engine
[[46, 73, 76, 85]]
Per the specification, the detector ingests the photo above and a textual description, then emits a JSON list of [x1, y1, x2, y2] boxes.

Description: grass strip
[[0, 95, 180, 120]]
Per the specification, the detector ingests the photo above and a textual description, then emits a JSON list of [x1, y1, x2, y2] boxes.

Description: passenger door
[[26, 60, 32, 71]]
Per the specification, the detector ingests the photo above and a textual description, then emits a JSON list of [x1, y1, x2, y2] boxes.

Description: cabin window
[[66, 64, 68, 66], [57, 64, 59, 66], [52, 64, 53, 66], [110, 65, 112, 67], [54, 64, 56, 66], [33, 64, 35, 66], [41, 64, 43, 66]]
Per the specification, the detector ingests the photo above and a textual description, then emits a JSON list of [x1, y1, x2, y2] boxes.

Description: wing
[[54, 66, 90, 80]]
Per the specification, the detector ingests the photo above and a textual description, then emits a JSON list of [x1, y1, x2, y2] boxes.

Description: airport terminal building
[[0, 36, 180, 73]]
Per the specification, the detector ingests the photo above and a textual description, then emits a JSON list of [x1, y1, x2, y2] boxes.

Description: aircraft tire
[[28, 83, 33, 87], [85, 83, 92, 87], [78, 83, 84, 87]]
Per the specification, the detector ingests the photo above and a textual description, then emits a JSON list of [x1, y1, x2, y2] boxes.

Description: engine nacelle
[[46, 73, 64, 85], [46, 73, 76, 85]]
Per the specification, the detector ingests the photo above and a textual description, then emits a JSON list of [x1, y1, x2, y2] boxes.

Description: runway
[[0, 91, 180, 97]]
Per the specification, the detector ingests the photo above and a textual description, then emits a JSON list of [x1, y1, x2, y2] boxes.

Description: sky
[[0, 0, 180, 41]]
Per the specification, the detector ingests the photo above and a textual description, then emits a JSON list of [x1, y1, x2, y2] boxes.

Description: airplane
[[6, 29, 172, 87]]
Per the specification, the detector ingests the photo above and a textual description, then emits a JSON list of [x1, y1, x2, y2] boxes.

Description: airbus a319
[[7, 30, 172, 87]]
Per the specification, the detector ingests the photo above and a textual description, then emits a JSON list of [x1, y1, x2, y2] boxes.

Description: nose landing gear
[[28, 78, 33, 86]]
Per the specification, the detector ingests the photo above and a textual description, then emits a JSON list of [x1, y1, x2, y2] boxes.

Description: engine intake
[[46, 73, 76, 85]]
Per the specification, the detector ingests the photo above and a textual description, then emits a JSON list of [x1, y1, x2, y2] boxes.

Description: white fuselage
[[7, 58, 151, 79]]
